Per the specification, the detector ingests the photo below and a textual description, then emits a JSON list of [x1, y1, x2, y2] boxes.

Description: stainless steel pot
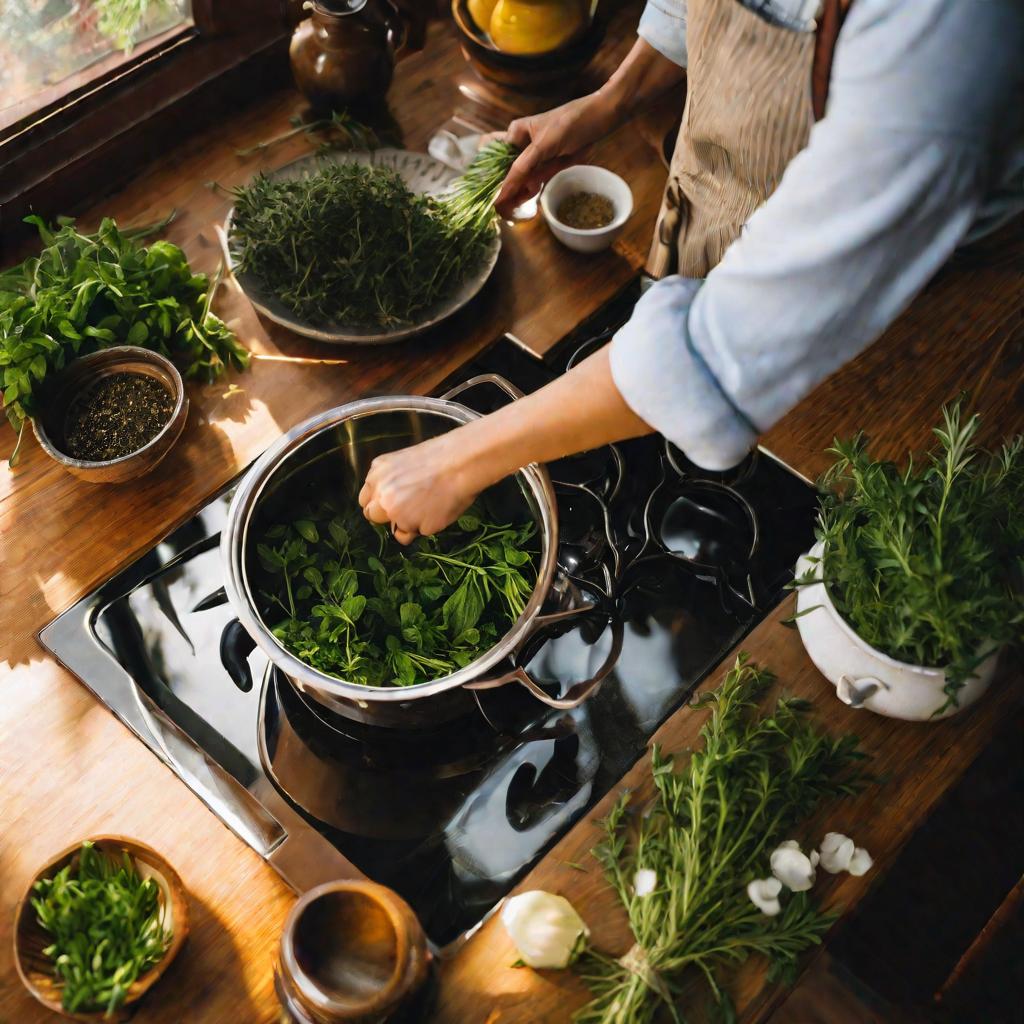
[[221, 375, 620, 728]]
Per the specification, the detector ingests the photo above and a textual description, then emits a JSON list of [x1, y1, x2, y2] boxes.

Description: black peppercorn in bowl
[[32, 346, 188, 484]]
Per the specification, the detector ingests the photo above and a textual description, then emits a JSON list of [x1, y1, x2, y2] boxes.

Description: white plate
[[225, 148, 501, 345]]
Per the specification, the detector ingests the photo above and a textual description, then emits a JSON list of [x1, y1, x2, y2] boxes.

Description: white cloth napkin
[[428, 130, 483, 172]]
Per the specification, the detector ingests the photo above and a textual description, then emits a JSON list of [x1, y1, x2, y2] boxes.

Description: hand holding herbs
[[0, 216, 249, 462], [570, 656, 865, 1024], [31, 841, 172, 1017], [810, 401, 1023, 703], [256, 498, 537, 687], [228, 141, 518, 328]]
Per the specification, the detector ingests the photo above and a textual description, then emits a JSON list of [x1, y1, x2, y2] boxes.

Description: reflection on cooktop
[[40, 280, 819, 947]]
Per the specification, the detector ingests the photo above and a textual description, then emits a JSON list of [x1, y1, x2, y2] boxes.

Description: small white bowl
[[540, 165, 633, 253]]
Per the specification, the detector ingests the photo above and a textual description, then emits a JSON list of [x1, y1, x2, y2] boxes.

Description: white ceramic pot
[[795, 542, 1000, 720], [540, 165, 633, 253]]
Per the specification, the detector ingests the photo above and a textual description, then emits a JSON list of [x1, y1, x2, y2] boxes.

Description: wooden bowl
[[32, 346, 188, 484], [451, 0, 605, 94], [14, 836, 190, 1022], [276, 880, 431, 1022]]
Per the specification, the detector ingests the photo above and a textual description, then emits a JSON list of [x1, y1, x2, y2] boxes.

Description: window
[[1, 1, 195, 135], [1, 1, 291, 250]]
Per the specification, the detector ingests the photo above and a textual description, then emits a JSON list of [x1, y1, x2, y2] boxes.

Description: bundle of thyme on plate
[[255, 497, 537, 686], [574, 656, 866, 1024], [813, 401, 1023, 706], [31, 842, 171, 1017], [228, 141, 517, 328]]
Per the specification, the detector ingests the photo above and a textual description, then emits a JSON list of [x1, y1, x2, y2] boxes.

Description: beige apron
[[648, 0, 851, 279]]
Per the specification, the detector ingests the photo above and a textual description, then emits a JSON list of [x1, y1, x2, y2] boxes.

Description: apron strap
[[812, 0, 855, 120]]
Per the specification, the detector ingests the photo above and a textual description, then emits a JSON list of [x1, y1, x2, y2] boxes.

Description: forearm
[[595, 38, 686, 127], [450, 346, 654, 494]]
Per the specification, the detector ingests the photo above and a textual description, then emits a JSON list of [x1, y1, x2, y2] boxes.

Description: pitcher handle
[[383, 0, 427, 57]]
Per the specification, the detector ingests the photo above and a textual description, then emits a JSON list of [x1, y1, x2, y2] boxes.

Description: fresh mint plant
[[255, 499, 537, 687], [0, 215, 249, 463]]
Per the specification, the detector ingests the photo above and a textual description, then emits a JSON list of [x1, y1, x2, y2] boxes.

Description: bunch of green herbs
[[574, 656, 866, 1024], [228, 140, 517, 328], [256, 498, 537, 686], [31, 841, 171, 1017], [807, 401, 1023, 707], [0, 215, 249, 463], [94, 0, 182, 52]]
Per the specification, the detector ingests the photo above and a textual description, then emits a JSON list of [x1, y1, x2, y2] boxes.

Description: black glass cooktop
[[40, 282, 819, 948]]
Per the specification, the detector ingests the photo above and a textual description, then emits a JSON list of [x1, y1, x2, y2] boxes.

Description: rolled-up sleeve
[[610, 279, 756, 469], [638, 0, 688, 68], [611, 0, 1024, 472]]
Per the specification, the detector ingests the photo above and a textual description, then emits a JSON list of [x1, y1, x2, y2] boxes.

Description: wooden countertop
[[2, 13, 1022, 1024]]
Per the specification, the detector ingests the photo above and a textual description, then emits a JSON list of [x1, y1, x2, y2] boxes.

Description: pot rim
[[797, 541, 1000, 679], [222, 394, 558, 703]]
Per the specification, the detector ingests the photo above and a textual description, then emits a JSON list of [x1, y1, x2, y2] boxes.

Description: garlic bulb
[[769, 840, 816, 892], [501, 891, 590, 969], [746, 877, 783, 916]]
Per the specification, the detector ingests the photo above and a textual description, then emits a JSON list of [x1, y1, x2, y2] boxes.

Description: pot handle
[[441, 372, 525, 405], [221, 618, 257, 693], [836, 674, 887, 708], [465, 614, 623, 710], [441, 372, 560, 515]]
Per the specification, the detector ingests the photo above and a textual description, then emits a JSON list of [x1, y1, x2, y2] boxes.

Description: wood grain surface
[[2, 9, 1023, 1024]]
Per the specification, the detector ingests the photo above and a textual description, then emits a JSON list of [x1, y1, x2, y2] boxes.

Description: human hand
[[493, 92, 619, 217], [358, 432, 483, 544]]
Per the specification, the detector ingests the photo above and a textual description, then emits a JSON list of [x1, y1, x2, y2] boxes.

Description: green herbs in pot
[[809, 401, 1023, 707], [31, 841, 172, 1017], [0, 215, 249, 464], [254, 497, 538, 687], [227, 141, 518, 329]]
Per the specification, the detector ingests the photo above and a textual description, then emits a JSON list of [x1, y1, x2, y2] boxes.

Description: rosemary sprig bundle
[[228, 141, 517, 328], [812, 401, 1023, 706], [31, 842, 171, 1017], [444, 140, 520, 233], [574, 656, 866, 1024]]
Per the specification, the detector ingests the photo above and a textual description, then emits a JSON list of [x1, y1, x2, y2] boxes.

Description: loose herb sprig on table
[[808, 401, 1023, 707], [31, 841, 171, 1017], [256, 498, 537, 686], [0, 215, 249, 463], [228, 140, 518, 328], [236, 109, 390, 158], [574, 656, 866, 1024]]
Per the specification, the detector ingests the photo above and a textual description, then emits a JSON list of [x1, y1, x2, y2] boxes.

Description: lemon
[[467, 0, 499, 34], [488, 0, 587, 55]]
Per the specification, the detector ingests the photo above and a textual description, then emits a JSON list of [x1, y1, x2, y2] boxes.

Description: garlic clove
[[847, 847, 874, 876], [633, 868, 657, 898], [501, 891, 590, 969], [818, 832, 855, 874], [770, 844, 816, 892], [747, 877, 783, 916]]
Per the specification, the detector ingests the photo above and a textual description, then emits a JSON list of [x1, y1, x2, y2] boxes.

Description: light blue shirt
[[611, 0, 1024, 470]]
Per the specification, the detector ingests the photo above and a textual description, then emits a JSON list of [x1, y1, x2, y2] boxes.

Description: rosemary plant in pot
[[794, 402, 1023, 720]]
